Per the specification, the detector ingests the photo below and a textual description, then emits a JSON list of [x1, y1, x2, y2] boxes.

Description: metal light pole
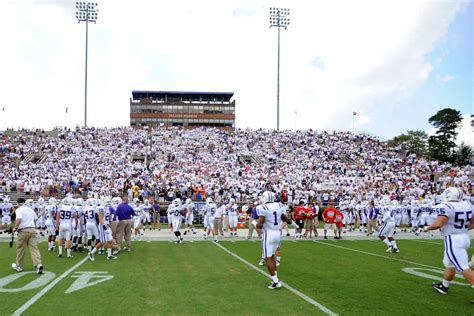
[[269, 7, 290, 131], [76, 2, 99, 127]]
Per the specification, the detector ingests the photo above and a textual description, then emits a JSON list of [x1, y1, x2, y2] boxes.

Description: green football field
[[0, 239, 472, 315]]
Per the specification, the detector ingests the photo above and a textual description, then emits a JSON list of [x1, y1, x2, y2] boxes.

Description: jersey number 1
[[273, 211, 278, 225]]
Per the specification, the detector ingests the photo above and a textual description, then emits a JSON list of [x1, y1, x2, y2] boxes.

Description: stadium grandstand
[[1, 126, 471, 208]]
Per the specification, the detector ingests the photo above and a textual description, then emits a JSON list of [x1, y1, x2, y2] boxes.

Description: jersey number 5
[[454, 211, 472, 229]]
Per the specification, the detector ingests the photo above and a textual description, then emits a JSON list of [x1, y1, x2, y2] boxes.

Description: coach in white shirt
[[11, 198, 44, 274]]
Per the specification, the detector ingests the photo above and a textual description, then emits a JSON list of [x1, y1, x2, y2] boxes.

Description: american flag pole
[[352, 111, 357, 132]]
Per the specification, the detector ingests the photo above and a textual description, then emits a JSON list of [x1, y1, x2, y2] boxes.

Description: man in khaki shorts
[[11, 198, 44, 274]]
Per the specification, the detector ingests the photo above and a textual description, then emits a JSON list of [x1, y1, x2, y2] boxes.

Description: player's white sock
[[91, 247, 98, 255], [390, 240, 398, 249], [271, 274, 279, 283], [107, 248, 112, 256], [58, 246, 63, 255], [383, 239, 391, 247], [442, 280, 451, 288], [67, 248, 71, 257]]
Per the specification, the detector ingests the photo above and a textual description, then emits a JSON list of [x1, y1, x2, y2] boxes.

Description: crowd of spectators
[[0, 126, 471, 205]]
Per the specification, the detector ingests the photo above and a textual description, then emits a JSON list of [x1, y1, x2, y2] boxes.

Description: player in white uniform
[[89, 201, 117, 261], [56, 197, 77, 258], [400, 200, 410, 232], [418, 199, 431, 227], [183, 198, 196, 235], [168, 198, 185, 243], [45, 198, 58, 251], [204, 198, 218, 241], [254, 191, 294, 289], [378, 199, 399, 253], [131, 198, 142, 240], [409, 200, 420, 232], [84, 198, 99, 253], [423, 187, 474, 302], [227, 198, 239, 236], [141, 199, 153, 231], [392, 200, 402, 230], [1, 196, 13, 228], [72, 198, 85, 252], [35, 198, 46, 235]]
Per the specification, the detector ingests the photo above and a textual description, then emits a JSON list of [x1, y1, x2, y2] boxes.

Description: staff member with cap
[[11, 198, 43, 274]]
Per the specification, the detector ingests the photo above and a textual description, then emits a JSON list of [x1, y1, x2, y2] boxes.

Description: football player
[[227, 198, 239, 236], [378, 198, 399, 253], [254, 191, 295, 289], [89, 200, 118, 261], [183, 198, 196, 235], [84, 198, 99, 253], [45, 198, 58, 251], [424, 187, 474, 302], [56, 197, 77, 258], [168, 198, 184, 243], [72, 198, 85, 252]]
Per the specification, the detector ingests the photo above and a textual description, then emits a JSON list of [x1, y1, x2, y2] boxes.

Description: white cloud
[[437, 74, 455, 84], [456, 114, 474, 147], [0, 0, 468, 132]]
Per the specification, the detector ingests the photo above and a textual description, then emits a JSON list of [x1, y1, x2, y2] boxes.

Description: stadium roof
[[132, 90, 234, 102]]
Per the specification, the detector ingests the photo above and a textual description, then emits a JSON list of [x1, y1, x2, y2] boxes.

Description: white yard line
[[311, 240, 441, 269], [13, 256, 89, 316], [214, 242, 338, 316]]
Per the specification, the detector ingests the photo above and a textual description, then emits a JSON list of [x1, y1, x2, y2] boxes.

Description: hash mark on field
[[13, 256, 89, 316], [312, 240, 441, 269], [214, 242, 338, 316]]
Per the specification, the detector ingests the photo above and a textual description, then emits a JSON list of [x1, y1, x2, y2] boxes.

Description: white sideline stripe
[[214, 242, 338, 316], [13, 256, 89, 316], [312, 240, 441, 270], [409, 239, 443, 246]]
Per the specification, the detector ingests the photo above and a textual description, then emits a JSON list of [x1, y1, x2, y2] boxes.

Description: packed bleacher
[[0, 126, 472, 205]]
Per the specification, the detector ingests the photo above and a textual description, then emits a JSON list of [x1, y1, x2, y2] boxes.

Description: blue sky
[[0, 0, 471, 145], [366, 2, 472, 140]]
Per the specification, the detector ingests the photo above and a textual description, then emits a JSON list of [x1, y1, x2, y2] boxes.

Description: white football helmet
[[173, 198, 181, 206], [37, 197, 45, 205], [441, 187, 463, 202], [144, 199, 150, 205], [392, 200, 399, 207], [26, 199, 34, 207], [86, 198, 95, 206], [186, 198, 192, 204], [76, 198, 84, 206], [49, 197, 57, 205], [4, 196, 10, 203], [206, 197, 213, 203], [229, 198, 235, 205], [62, 197, 72, 206], [261, 191, 275, 204]]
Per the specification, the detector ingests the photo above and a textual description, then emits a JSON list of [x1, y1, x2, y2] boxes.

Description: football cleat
[[259, 258, 265, 266], [57, 254, 62, 258], [88, 253, 95, 262], [276, 260, 281, 267], [392, 248, 400, 253], [385, 246, 393, 253], [67, 255, 74, 259], [268, 282, 282, 289], [468, 261, 474, 270], [107, 255, 118, 260], [36, 265, 44, 275], [11, 263, 22, 272], [432, 282, 449, 295]]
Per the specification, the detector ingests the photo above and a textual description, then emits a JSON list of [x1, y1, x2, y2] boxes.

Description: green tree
[[387, 130, 428, 155], [455, 142, 473, 166], [428, 108, 462, 163]]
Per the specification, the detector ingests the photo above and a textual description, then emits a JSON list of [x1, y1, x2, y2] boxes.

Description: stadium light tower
[[269, 7, 290, 131], [76, 2, 99, 127]]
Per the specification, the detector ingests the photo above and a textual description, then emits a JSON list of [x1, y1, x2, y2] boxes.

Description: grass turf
[[0, 239, 472, 315]]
